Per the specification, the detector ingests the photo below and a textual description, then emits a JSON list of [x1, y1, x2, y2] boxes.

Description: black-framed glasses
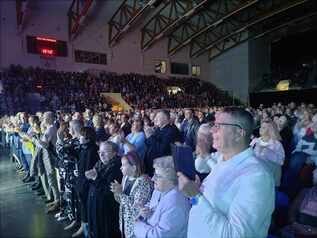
[[213, 122, 244, 130]]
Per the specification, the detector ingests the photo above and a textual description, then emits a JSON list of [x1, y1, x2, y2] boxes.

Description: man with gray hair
[[134, 156, 190, 238], [179, 107, 275, 238]]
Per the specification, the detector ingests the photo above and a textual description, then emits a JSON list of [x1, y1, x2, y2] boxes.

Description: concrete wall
[[0, 0, 208, 80], [248, 36, 271, 92], [208, 42, 250, 103]]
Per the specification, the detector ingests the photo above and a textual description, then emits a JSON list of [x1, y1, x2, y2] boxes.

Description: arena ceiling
[[19, 0, 317, 61], [108, 0, 317, 61]]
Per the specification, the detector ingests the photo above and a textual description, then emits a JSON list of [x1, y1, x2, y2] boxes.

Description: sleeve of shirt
[[197, 170, 274, 238], [134, 133, 146, 152], [134, 204, 186, 238]]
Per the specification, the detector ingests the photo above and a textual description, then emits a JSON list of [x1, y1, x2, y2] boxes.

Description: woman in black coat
[[72, 127, 99, 237], [86, 141, 122, 238]]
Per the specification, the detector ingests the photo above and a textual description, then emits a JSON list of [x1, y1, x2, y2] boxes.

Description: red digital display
[[27, 35, 68, 57], [40, 48, 55, 56], [36, 37, 57, 43]]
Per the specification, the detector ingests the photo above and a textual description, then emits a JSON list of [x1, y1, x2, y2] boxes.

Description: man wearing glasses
[[178, 107, 275, 238]]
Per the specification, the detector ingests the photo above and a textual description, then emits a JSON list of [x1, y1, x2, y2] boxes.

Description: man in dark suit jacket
[[120, 114, 131, 137], [144, 110, 177, 176], [182, 109, 200, 150]]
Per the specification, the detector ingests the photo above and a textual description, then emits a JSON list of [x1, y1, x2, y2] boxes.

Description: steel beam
[[68, 0, 94, 41], [189, 0, 311, 58], [109, 0, 164, 47], [208, 10, 317, 61], [141, 0, 211, 51], [168, 0, 258, 55]]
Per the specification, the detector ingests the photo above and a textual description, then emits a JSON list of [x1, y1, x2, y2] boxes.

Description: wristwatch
[[190, 192, 203, 206]]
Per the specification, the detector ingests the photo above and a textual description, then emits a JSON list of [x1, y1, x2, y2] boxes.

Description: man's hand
[[177, 172, 201, 197]]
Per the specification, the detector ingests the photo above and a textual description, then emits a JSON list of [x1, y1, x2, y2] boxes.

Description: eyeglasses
[[212, 122, 244, 130]]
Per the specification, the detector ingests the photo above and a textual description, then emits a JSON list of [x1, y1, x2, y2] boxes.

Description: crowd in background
[[0, 65, 235, 116], [1, 100, 317, 238], [261, 60, 317, 90]]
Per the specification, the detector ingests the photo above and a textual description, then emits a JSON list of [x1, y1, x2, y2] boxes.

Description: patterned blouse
[[115, 175, 154, 238]]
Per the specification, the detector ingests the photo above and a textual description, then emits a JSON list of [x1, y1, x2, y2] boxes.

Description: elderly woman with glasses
[[134, 156, 190, 238], [110, 151, 153, 238], [250, 119, 285, 187], [86, 141, 122, 238]]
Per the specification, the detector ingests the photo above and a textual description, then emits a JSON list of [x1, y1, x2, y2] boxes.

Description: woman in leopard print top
[[111, 151, 153, 238]]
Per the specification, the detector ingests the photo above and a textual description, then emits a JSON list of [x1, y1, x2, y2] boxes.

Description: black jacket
[[144, 124, 177, 176], [88, 158, 122, 238]]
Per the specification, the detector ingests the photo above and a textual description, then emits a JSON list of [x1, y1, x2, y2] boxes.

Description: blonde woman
[[250, 119, 285, 186]]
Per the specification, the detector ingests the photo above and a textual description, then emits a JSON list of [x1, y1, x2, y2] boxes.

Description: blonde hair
[[93, 114, 103, 128], [197, 123, 213, 146], [261, 120, 281, 141]]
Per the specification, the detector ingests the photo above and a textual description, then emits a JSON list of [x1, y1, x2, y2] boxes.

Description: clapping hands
[[177, 172, 201, 198], [110, 180, 122, 194], [85, 168, 97, 180]]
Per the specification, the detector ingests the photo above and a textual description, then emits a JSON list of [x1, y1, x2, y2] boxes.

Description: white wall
[[0, 0, 208, 81], [208, 42, 250, 103]]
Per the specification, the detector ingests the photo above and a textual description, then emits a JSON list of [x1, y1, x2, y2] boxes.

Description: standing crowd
[[1, 101, 317, 238]]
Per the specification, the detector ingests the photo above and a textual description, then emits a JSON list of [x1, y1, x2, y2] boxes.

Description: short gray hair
[[99, 141, 119, 154], [69, 119, 83, 135], [223, 107, 254, 139], [153, 156, 177, 184]]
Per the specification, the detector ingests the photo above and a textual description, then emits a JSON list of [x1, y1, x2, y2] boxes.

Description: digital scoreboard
[[26, 35, 68, 57]]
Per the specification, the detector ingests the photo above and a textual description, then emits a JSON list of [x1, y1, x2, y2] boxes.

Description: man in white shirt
[[178, 107, 275, 238]]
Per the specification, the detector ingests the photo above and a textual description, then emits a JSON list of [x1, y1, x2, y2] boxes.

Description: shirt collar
[[159, 186, 177, 199]]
